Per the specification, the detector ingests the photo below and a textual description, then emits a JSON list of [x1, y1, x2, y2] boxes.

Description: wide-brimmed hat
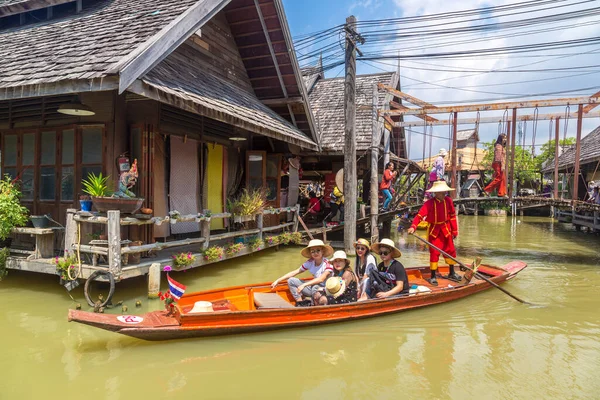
[[301, 239, 334, 258], [371, 238, 402, 258], [189, 301, 214, 313], [325, 277, 346, 299], [353, 238, 371, 251], [438, 148, 448, 157], [426, 180, 455, 193], [330, 250, 350, 267]]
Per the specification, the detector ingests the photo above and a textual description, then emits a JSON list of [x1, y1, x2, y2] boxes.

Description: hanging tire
[[84, 270, 115, 307]]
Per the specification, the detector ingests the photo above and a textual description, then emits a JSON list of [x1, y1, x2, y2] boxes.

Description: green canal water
[[1, 216, 599, 399]]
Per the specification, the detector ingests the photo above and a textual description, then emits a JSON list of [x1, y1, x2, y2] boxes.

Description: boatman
[[407, 180, 460, 286]]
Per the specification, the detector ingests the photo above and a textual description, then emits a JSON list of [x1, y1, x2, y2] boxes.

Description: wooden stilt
[[148, 263, 161, 299]]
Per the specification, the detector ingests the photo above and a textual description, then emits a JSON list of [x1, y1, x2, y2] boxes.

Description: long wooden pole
[[411, 233, 533, 305], [451, 111, 458, 198], [554, 117, 560, 199], [503, 121, 511, 197], [573, 105, 584, 201], [509, 108, 517, 199], [370, 83, 380, 244], [343, 15, 358, 255]]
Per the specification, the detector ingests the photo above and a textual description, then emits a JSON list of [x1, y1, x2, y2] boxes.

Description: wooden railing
[[64, 206, 300, 277]]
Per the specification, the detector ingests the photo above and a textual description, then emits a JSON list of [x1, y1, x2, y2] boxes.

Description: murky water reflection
[[1, 216, 599, 399]]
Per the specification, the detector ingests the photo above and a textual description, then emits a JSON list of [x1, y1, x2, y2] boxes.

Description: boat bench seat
[[253, 292, 295, 309]]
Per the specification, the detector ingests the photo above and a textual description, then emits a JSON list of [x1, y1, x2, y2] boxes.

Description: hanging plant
[[277, 232, 292, 245], [55, 251, 78, 281], [172, 252, 195, 269], [0, 247, 9, 281], [0, 175, 29, 241], [227, 188, 267, 216], [289, 232, 303, 245], [266, 236, 279, 246], [203, 246, 224, 262], [225, 242, 245, 257], [248, 238, 264, 252]]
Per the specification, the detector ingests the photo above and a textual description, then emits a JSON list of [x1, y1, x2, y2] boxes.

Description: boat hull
[[68, 261, 527, 341]]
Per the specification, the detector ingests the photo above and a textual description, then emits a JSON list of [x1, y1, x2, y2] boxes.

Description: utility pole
[[343, 15, 364, 255]]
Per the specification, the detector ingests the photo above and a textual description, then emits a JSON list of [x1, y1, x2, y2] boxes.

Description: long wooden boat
[[68, 261, 527, 341]]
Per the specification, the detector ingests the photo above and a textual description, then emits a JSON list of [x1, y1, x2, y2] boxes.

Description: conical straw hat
[[426, 180, 455, 193], [335, 169, 344, 192]]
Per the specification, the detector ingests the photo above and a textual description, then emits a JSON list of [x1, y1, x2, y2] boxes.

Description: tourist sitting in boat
[[313, 250, 358, 305], [271, 239, 334, 305], [407, 180, 460, 286], [358, 238, 409, 301], [354, 238, 377, 298]]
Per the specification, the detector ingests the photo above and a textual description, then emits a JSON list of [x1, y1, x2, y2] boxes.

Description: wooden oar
[[410, 233, 533, 305], [296, 214, 314, 240]]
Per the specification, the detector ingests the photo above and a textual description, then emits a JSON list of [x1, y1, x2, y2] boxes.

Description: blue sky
[[282, 0, 600, 159]]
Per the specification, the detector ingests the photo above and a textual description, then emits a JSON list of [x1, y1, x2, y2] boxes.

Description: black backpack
[[368, 269, 396, 295]]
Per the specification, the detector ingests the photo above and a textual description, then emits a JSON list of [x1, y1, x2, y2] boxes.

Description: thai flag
[[167, 274, 186, 301]]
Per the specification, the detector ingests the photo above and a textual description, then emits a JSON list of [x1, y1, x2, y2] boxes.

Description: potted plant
[[0, 175, 29, 248], [227, 188, 267, 223], [79, 195, 93, 212], [83, 171, 143, 214]]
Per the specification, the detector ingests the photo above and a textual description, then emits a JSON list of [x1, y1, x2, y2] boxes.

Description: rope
[[531, 107, 539, 157]]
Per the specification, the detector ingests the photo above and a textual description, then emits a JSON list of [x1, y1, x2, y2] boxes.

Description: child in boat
[[358, 238, 409, 301], [271, 239, 334, 305], [354, 238, 377, 298], [407, 180, 459, 286], [313, 250, 358, 305]]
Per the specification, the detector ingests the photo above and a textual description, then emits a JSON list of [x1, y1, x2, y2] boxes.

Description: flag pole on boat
[[410, 233, 534, 305]]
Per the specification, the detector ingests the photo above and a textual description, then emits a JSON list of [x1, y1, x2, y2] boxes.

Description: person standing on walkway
[[484, 134, 507, 197], [325, 185, 344, 223], [407, 180, 459, 286], [425, 149, 448, 199], [380, 162, 398, 211]]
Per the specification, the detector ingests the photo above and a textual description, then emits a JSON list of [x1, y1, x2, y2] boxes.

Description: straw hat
[[353, 238, 371, 251], [335, 168, 344, 192], [325, 277, 346, 299], [189, 301, 214, 313], [438, 148, 448, 157], [330, 250, 350, 266], [371, 238, 402, 258], [426, 180, 455, 193], [301, 239, 334, 258]]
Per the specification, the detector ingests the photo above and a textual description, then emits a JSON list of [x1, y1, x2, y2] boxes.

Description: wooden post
[[504, 120, 511, 195], [509, 108, 518, 199], [107, 210, 122, 277], [343, 15, 358, 255], [573, 105, 583, 201], [293, 204, 300, 232], [148, 262, 161, 299], [370, 83, 380, 244], [554, 117, 560, 199], [64, 208, 77, 254], [257, 213, 264, 241], [451, 111, 458, 198], [200, 219, 210, 250], [383, 129, 390, 168]]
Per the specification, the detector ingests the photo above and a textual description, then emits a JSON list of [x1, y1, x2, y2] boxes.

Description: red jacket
[[379, 169, 395, 190], [410, 196, 458, 239]]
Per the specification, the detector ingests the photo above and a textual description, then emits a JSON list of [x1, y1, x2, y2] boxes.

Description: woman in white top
[[271, 239, 334, 304], [354, 238, 378, 298]]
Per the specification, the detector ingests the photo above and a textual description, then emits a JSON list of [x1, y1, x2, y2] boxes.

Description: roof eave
[[0, 76, 119, 101]]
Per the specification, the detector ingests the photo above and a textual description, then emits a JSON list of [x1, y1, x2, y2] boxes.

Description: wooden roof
[[130, 49, 318, 150], [457, 128, 479, 143], [0, 0, 73, 17], [542, 125, 600, 173], [307, 72, 399, 153], [224, 0, 319, 146]]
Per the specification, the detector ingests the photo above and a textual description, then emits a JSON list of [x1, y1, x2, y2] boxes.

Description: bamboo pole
[[370, 83, 380, 243]]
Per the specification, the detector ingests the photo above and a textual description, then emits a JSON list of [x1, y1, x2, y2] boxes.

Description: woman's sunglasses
[[379, 250, 390, 256], [356, 246, 368, 251], [310, 248, 322, 254]]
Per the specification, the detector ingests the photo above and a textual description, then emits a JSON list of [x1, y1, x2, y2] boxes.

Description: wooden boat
[[68, 261, 527, 341]]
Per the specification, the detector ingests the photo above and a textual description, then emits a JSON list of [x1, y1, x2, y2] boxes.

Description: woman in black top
[[314, 250, 358, 305]]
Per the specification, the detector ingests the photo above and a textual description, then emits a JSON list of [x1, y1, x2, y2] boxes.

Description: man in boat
[[271, 239, 334, 305], [407, 180, 460, 286], [358, 238, 409, 300]]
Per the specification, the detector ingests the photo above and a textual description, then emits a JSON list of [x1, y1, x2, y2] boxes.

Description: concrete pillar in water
[[148, 263, 161, 299]]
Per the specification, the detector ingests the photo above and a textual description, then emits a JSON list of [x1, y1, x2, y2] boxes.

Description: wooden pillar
[[343, 15, 358, 255], [509, 108, 518, 199], [554, 117, 560, 199], [573, 105, 583, 201], [381, 219, 392, 238], [503, 120, 511, 194], [370, 84, 380, 244], [200, 219, 210, 250], [257, 213, 264, 241], [64, 208, 77, 254], [293, 204, 300, 233], [383, 129, 390, 168], [451, 111, 458, 198], [148, 263, 161, 299], [107, 210, 122, 277]]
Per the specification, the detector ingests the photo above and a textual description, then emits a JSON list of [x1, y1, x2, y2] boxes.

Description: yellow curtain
[[207, 144, 224, 230]]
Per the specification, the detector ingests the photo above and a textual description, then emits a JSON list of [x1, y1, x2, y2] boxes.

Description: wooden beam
[[509, 109, 517, 199], [386, 96, 600, 116], [370, 84, 380, 243], [573, 105, 584, 201], [0, 77, 119, 101], [389, 101, 438, 123], [114, 0, 231, 94], [377, 83, 436, 108], [554, 117, 560, 199], [582, 90, 600, 113], [393, 110, 600, 127], [451, 112, 458, 198], [261, 97, 303, 106]]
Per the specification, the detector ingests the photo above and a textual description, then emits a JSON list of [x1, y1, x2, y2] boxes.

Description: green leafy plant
[[203, 246, 224, 262], [289, 232, 303, 245], [479, 200, 510, 211], [172, 252, 195, 269], [0, 247, 9, 280], [55, 251, 78, 281], [0, 174, 29, 241], [248, 238, 264, 252], [266, 236, 279, 246], [82, 172, 112, 197], [277, 232, 292, 245], [227, 188, 267, 216], [225, 242, 246, 257]]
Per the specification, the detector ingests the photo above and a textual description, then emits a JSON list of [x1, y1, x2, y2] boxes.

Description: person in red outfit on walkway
[[407, 180, 459, 286], [484, 133, 507, 197]]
